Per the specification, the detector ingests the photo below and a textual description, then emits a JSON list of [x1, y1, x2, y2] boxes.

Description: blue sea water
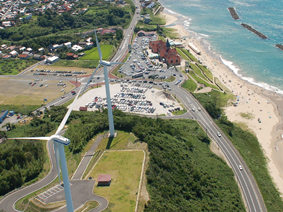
[[159, 0, 283, 93]]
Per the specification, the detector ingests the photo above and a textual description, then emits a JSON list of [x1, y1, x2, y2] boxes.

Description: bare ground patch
[[0, 78, 74, 105]]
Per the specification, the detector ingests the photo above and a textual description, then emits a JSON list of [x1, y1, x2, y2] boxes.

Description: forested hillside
[[2, 108, 245, 210]]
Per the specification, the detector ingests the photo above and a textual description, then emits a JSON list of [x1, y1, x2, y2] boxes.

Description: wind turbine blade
[[94, 27, 103, 62], [54, 143, 61, 183], [55, 87, 83, 135], [110, 62, 124, 65], [81, 64, 101, 95], [8, 137, 51, 140]]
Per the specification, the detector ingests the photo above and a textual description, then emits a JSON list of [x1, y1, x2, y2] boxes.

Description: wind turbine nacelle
[[100, 60, 112, 66], [51, 135, 70, 146]]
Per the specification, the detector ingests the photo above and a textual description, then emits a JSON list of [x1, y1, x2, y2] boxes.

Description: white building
[[71, 45, 83, 52], [64, 42, 72, 49], [46, 56, 59, 64]]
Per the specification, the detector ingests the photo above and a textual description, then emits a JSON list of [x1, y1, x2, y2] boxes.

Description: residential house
[[19, 47, 26, 51], [85, 42, 94, 49], [33, 54, 45, 60], [64, 42, 72, 49], [71, 45, 83, 52], [2, 55, 11, 59], [38, 47, 44, 52], [78, 41, 86, 47], [9, 50, 18, 57], [19, 54, 32, 59]]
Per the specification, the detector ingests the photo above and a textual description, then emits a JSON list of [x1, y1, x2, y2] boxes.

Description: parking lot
[[22, 65, 96, 78], [118, 35, 176, 80], [72, 83, 181, 116]]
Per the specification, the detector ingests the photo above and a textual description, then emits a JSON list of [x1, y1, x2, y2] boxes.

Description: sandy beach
[[161, 10, 283, 196]]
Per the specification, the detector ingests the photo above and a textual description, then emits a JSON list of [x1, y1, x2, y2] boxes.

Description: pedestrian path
[[72, 135, 104, 180]]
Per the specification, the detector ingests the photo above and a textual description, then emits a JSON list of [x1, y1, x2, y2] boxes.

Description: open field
[[89, 150, 144, 212], [0, 59, 37, 75], [80, 45, 113, 60], [0, 78, 74, 105]]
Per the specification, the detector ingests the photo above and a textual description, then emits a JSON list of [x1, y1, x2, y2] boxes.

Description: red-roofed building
[[97, 175, 111, 186], [149, 39, 181, 66], [19, 54, 31, 60]]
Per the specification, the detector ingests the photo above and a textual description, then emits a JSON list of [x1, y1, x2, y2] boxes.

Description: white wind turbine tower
[[9, 87, 83, 212], [82, 27, 124, 137]]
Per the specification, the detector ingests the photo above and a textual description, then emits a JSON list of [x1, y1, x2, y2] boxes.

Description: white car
[[192, 108, 195, 112], [217, 132, 221, 137], [239, 165, 243, 170]]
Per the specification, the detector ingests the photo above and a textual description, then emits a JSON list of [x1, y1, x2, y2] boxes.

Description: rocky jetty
[[241, 23, 267, 39], [228, 7, 239, 20], [276, 44, 283, 51]]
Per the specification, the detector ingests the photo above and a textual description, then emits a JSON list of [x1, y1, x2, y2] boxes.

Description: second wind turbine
[[83, 27, 124, 137]]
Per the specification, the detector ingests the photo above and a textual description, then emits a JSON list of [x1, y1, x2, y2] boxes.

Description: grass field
[[189, 72, 219, 91], [80, 45, 113, 60], [179, 48, 198, 62], [52, 60, 99, 69], [0, 78, 74, 105], [96, 131, 135, 152], [182, 77, 197, 92], [197, 64, 214, 82], [90, 150, 144, 212], [189, 63, 208, 82], [0, 59, 37, 75]]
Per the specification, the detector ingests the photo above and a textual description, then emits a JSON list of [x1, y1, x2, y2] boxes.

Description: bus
[[132, 72, 143, 78]]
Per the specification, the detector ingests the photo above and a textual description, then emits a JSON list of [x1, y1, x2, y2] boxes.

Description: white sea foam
[[199, 33, 209, 37], [220, 56, 283, 94]]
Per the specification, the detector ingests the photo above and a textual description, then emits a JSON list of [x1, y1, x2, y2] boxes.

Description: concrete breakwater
[[241, 23, 267, 39], [228, 7, 239, 20], [276, 44, 283, 51]]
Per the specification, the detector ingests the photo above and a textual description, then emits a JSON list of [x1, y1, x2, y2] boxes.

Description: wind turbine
[[9, 87, 83, 212], [82, 27, 123, 137]]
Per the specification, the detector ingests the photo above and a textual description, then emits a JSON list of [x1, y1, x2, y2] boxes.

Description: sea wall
[[276, 44, 283, 51], [228, 7, 239, 20], [241, 23, 267, 39]]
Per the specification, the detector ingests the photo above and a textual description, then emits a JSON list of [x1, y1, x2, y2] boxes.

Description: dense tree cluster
[[0, 7, 131, 43], [2, 107, 245, 210]]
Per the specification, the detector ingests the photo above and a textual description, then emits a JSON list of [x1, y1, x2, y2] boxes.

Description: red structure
[[97, 175, 111, 186], [149, 39, 181, 66]]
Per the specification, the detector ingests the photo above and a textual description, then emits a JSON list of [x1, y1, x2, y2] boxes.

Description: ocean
[[159, 0, 283, 94]]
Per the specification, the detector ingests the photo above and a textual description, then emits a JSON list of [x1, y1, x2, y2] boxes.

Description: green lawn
[[176, 48, 189, 61], [96, 131, 133, 151], [197, 64, 213, 82], [179, 48, 198, 62], [80, 45, 113, 60], [189, 72, 219, 91], [90, 151, 144, 212], [164, 76, 175, 82], [182, 77, 197, 92], [0, 59, 37, 75], [52, 60, 99, 68], [190, 63, 208, 82], [172, 109, 187, 115]]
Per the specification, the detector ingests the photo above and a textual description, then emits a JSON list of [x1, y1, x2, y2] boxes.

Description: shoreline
[[160, 9, 283, 196]]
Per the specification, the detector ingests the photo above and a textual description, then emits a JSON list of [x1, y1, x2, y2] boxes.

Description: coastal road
[[167, 80, 266, 212]]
